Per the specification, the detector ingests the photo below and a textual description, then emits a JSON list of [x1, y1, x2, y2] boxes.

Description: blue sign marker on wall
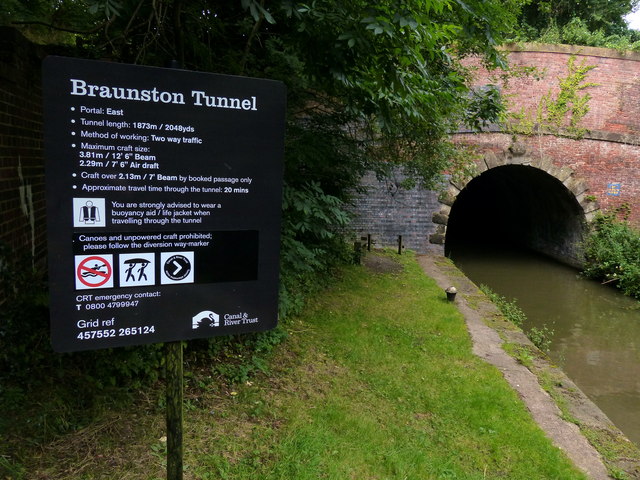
[[607, 182, 622, 196]]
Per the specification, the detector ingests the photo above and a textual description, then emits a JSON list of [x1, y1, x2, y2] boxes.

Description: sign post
[[166, 341, 183, 480], [43, 56, 286, 477]]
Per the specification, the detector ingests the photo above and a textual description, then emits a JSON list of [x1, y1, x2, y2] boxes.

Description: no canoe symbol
[[76, 255, 113, 288]]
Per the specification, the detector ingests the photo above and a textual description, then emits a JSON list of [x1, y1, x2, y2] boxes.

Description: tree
[[5, 0, 524, 312], [518, 0, 639, 38]]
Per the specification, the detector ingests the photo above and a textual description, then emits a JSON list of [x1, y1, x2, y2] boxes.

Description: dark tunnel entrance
[[444, 165, 586, 267]]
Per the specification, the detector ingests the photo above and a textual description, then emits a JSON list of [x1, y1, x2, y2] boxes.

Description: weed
[[503, 343, 535, 367], [196, 327, 289, 384], [512, 17, 640, 53], [0, 455, 25, 479], [480, 284, 556, 352], [479, 284, 527, 326], [507, 55, 597, 139], [527, 324, 555, 352], [150, 440, 167, 462]]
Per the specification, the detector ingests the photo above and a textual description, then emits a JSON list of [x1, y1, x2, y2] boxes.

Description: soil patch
[[363, 254, 404, 274]]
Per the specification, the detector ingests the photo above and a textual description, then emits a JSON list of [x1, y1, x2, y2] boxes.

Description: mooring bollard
[[445, 286, 457, 302]]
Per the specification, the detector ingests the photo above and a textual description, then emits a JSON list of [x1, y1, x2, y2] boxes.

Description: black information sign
[[43, 56, 286, 352]]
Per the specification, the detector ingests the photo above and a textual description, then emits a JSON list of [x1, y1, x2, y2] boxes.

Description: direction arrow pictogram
[[162, 253, 193, 283], [171, 260, 184, 276]]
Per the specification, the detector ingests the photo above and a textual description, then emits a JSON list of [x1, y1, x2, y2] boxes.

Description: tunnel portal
[[444, 165, 587, 266]]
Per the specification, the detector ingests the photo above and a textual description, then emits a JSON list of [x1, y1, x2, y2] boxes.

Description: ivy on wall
[[508, 55, 598, 139]]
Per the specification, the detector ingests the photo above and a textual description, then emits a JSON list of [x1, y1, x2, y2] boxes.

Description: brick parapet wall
[[349, 171, 443, 254], [0, 27, 47, 263], [462, 44, 640, 227], [485, 44, 640, 136]]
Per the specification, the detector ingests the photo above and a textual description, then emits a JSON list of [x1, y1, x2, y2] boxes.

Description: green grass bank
[[3, 251, 587, 479]]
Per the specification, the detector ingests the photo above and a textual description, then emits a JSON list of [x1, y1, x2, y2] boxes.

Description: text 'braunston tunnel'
[[444, 165, 586, 267]]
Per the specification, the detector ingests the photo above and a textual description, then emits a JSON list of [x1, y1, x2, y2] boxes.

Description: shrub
[[0, 243, 50, 380], [279, 181, 353, 318], [513, 18, 640, 52], [582, 209, 640, 300], [527, 325, 554, 353]]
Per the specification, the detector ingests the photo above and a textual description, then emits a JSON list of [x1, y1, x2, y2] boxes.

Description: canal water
[[448, 243, 640, 445]]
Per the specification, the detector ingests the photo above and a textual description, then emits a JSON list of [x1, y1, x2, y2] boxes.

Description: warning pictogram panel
[[73, 198, 106, 227], [75, 255, 114, 290], [161, 252, 194, 284], [119, 253, 156, 287]]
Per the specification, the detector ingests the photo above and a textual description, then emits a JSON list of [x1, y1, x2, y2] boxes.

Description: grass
[[3, 251, 587, 479]]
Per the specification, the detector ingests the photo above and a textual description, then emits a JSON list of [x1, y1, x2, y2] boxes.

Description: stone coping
[[501, 42, 640, 62], [454, 127, 640, 147], [418, 254, 640, 479]]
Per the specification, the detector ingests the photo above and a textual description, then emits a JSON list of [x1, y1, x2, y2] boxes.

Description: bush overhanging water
[[582, 207, 640, 300]]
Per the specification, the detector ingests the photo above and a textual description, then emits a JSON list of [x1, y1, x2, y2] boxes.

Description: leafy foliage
[[536, 17, 640, 51], [527, 325, 555, 352], [187, 327, 289, 384], [279, 180, 353, 317], [509, 0, 640, 51], [480, 284, 527, 326], [554, 22, 640, 51], [541, 56, 597, 136], [582, 207, 640, 299], [516, 0, 639, 39], [2, 1, 523, 312], [0, 1, 526, 436], [465, 84, 505, 131]]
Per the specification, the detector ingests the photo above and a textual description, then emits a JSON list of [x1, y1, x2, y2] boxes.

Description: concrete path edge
[[417, 254, 640, 480]]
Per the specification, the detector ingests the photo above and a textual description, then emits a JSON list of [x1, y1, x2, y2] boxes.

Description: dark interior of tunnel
[[444, 165, 586, 265]]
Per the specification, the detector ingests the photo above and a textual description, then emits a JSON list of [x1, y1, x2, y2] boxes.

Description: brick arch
[[430, 144, 597, 265], [458, 44, 640, 228], [351, 43, 640, 259]]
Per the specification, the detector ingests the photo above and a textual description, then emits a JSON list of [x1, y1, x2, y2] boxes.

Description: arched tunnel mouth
[[444, 165, 586, 267]]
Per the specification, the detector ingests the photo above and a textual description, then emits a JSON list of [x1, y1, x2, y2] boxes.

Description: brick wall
[[0, 27, 47, 263], [349, 171, 443, 254], [352, 44, 640, 256], [461, 44, 640, 227], [497, 45, 640, 136]]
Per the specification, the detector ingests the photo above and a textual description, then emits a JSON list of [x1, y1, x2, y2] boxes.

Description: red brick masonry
[[458, 43, 640, 227]]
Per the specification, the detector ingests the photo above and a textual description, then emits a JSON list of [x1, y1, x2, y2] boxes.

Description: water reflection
[[449, 243, 640, 444]]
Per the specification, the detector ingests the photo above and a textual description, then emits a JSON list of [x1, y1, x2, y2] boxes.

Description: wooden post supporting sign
[[165, 341, 184, 480]]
